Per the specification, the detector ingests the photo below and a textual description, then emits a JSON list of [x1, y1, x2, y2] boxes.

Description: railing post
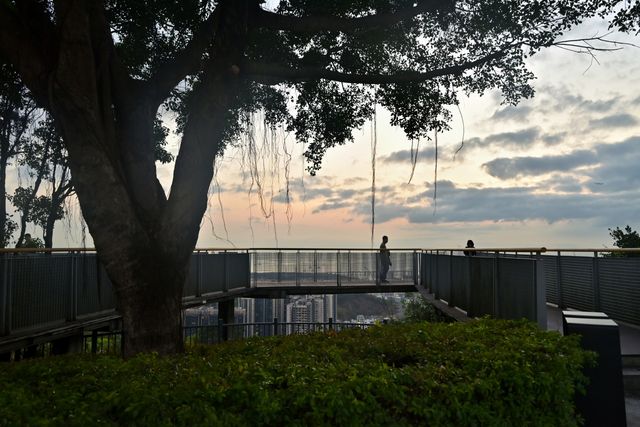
[[413, 250, 418, 286], [246, 250, 252, 289], [375, 249, 380, 286], [277, 251, 282, 282], [196, 251, 202, 298], [328, 317, 333, 331], [556, 251, 563, 308], [535, 251, 547, 328], [223, 250, 229, 292], [434, 250, 439, 299], [592, 251, 601, 311], [466, 253, 472, 316], [296, 250, 300, 286], [448, 250, 454, 307], [336, 251, 341, 286], [67, 252, 78, 322], [313, 251, 318, 282], [273, 317, 279, 336], [252, 250, 258, 287], [0, 253, 10, 336], [493, 251, 499, 318], [91, 329, 98, 354]]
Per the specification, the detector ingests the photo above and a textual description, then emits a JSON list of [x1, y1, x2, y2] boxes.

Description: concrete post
[[564, 315, 626, 427], [218, 300, 235, 341]]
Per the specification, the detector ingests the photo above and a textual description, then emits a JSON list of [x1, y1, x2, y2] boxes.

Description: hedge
[[0, 319, 593, 426]]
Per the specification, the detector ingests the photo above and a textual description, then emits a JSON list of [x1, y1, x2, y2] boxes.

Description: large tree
[[0, 0, 628, 356], [0, 65, 36, 247], [11, 115, 72, 248]]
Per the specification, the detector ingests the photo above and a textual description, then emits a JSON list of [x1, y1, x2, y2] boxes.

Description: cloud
[[541, 132, 567, 146], [589, 113, 638, 129], [483, 128, 541, 147], [586, 136, 640, 192], [348, 181, 640, 227], [459, 127, 566, 153], [546, 88, 620, 113], [271, 192, 294, 204], [381, 146, 436, 164], [482, 150, 598, 180], [492, 106, 533, 121], [313, 200, 352, 213]]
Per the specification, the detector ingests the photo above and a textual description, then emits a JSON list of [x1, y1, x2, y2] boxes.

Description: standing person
[[379, 235, 392, 283], [463, 239, 476, 256]]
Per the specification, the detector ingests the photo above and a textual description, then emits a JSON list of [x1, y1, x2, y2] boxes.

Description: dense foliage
[[607, 225, 640, 257], [0, 320, 593, 426], [402, 294, 453, 323]]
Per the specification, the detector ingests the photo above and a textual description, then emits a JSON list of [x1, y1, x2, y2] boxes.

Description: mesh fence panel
[[11, 254, 70, 331]]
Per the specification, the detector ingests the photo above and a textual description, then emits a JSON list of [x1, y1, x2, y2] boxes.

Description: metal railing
[[420, 247, 640, 327], [540, 249, 640, 326], [68, 321, 371, 356], [2, 246, 640, 346], [0, 248, 417, 341], [249, 248, 419, 287]]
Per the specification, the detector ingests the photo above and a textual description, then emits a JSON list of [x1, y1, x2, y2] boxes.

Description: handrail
[[0, 247, 424, 254], [422, 247, 548, 253], [1, 246, 639, 254], [545, 248, 640, 253]]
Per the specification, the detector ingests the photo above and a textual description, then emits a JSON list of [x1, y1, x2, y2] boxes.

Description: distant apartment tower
[[285, 295, 337, 333]]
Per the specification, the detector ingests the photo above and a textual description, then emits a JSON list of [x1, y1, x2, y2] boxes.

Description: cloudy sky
[[160, 16, 638, 251], [38, 15, 639, 250]]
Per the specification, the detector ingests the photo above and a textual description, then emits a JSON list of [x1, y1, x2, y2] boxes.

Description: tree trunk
[[43, 209, 54, 248], [110, 249, 187, 357], [0, 162, 6, 248]]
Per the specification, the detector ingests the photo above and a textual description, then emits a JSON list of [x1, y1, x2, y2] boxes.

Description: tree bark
[[0, 162, 6, 247], [113, 248, 186, 357]]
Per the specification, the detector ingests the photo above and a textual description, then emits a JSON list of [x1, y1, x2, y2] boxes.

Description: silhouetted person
[[379, 235, 392, 283], [16, 233, 40, 249], [463, 239, 476, 256]]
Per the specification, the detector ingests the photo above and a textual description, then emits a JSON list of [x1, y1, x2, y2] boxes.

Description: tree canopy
[[0, 0, 635, 355], [608, 225, 640, 257]]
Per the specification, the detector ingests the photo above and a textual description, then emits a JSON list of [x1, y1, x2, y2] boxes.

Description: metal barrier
[[1, 248, 414, 341], [541, 250, 640, 326], [249, 249, 419, 287], [76, 321, 371, 355], [2, 246, 640, 347], [420, 248, 640, 328], [421, 250, 546, 327], [1, 253, 118, 335]]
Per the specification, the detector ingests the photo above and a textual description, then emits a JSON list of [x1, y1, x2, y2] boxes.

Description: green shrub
[[0, 319, 593, 426], [402, 295, 453, 323]]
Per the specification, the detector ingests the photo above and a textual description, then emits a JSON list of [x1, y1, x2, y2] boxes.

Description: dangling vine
[[408, 137, 420, 184], [370, 102, 377, 248]]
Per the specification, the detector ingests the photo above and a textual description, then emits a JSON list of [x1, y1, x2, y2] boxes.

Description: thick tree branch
[[0, 2, 53, 107], [243, 50, 506, 85], [143, 8, 221, 106], [254, 0, 455, 33]]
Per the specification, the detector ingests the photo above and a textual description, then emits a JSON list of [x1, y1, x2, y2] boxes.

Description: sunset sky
[[24, 15, 639, 250]]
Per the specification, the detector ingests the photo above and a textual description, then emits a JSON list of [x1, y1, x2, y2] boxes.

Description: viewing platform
[[1, 246, 640, 356]]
